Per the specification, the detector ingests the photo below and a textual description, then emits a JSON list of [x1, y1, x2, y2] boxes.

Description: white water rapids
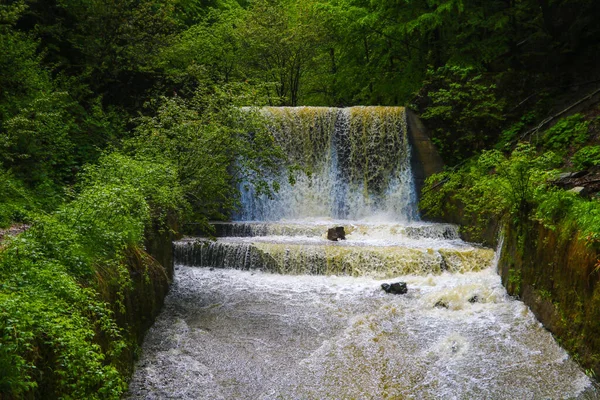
[[127, 108, 598, 399]]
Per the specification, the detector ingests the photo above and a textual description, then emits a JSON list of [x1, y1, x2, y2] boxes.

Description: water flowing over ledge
[[174, 222, 495, 278], [127, 106, 599, 399], [236, 107, 418, 221]]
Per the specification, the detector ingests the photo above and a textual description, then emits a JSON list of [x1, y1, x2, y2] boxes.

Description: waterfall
[[127, 107, 599, 400], [236, 107, 418, 221]]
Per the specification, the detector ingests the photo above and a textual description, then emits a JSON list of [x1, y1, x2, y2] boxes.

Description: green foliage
[[0, 2, 51, 123], [421, 144, 560, 240], [160, 7, 246, 92], [0, 168, 34, 228], [423, 138, 600, 249], [0, 0, 599, 394], [542, 114, 590, 153], [24, 0, 179, 110], [0, 91, 127, 208], [533, 187, 579, 228], [240, 0, 325, 106], [163, 0, 326, 105], [3, 92, 78, 186], [531, 185, 600, 248], [0, 153, 185, 398], [0, 234, 127, 398], [508, 268, 522, 294], [496, 112, 536, 151], [416, 65, 505, 164], [572, 145, 600, 170], [127, 83, 284, 227], [79, 153, 188, 227], [0, 252, 127, 399]]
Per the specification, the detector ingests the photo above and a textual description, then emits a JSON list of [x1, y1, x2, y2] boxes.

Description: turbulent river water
[[127, 107, 599, 399]]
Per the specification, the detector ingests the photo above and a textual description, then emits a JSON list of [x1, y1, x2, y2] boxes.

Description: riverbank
[[0, 154, 181, 399], [421, 137, 600, 379]]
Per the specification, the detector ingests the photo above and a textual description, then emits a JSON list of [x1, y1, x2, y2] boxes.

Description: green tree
[[415, 65, 505, 164], [160, 6, 247, 94], [240, 0, 325, 105], [126, 83, 284, 228], [0, 2, 51, 125], [22, 0, 179, 110]]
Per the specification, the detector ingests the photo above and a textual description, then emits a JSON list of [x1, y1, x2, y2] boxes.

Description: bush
[[420, 144, 561, 240], [0, 239, 127, 399], [3, 92, 79, 187], [572, 145, 600, 170], [0, 152, 185, 398], [415, 65, 505, 164], [422, 141, 600, 248], [79, 153, 188, 230], [127, 84, 284, 228], [542, 114, 590, 152], [0, 167, 34, 228], [422, 144, 559, 220]]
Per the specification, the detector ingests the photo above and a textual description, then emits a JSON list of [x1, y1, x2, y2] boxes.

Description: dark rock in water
[[468, 295, 479, 303], [451, 341, 459, 353], [389, 282, 407, 294], [381, 282, 407, 294], [327, 226, 346, 241], [434, 300, 449, 309], [327, 228, 336, 241]]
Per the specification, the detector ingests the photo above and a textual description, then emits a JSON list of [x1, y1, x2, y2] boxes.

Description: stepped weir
[[127, 107, 598, 399]]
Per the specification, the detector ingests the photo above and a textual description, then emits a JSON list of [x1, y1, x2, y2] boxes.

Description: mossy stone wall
[[499, 220, 600, 376]]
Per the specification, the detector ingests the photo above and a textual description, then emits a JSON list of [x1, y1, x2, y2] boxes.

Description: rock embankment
[[553, 167, 600, 197]]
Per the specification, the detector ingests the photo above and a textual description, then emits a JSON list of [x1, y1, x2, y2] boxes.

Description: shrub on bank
[[0, 154, 184, 399], [420, 141, 600, 247]]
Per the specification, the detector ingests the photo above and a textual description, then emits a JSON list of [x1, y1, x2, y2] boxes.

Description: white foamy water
[[173, 222, 495, 278], [127, 266, 597, 399]]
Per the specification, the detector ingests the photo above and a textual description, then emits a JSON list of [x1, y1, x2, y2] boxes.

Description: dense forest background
[[2, 0, 600, 209], [2, 0, 600, 397]]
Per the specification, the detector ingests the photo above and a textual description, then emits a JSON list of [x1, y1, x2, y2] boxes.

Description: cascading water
[[236, 107, 418, 221], [127, 107, 599, 399]]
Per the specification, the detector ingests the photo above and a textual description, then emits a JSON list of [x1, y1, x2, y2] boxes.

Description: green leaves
[[417, 65, 505, 164], [421, 139, 600, 249], [542, 114, 590, 153], [420, 143, 560, 241], [127, 84, 284, 226], [3, 92, 78, 185], [0, 168, 33, 228], [0, 151, 185, 398], [0, 284, 126, 399], [80, 153, 187, 227], [572, 146, 600, 170]]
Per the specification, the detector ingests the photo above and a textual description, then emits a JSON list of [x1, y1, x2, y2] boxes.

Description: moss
[[507, 268, 522, 294], [538, 289, 552, 301]]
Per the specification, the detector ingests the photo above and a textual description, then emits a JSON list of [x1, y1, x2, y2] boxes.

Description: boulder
[[381, 282, 408, 294], [552, 167, 600, 196], [327, 226, 346, 241], [569, 186, 586, 194]]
